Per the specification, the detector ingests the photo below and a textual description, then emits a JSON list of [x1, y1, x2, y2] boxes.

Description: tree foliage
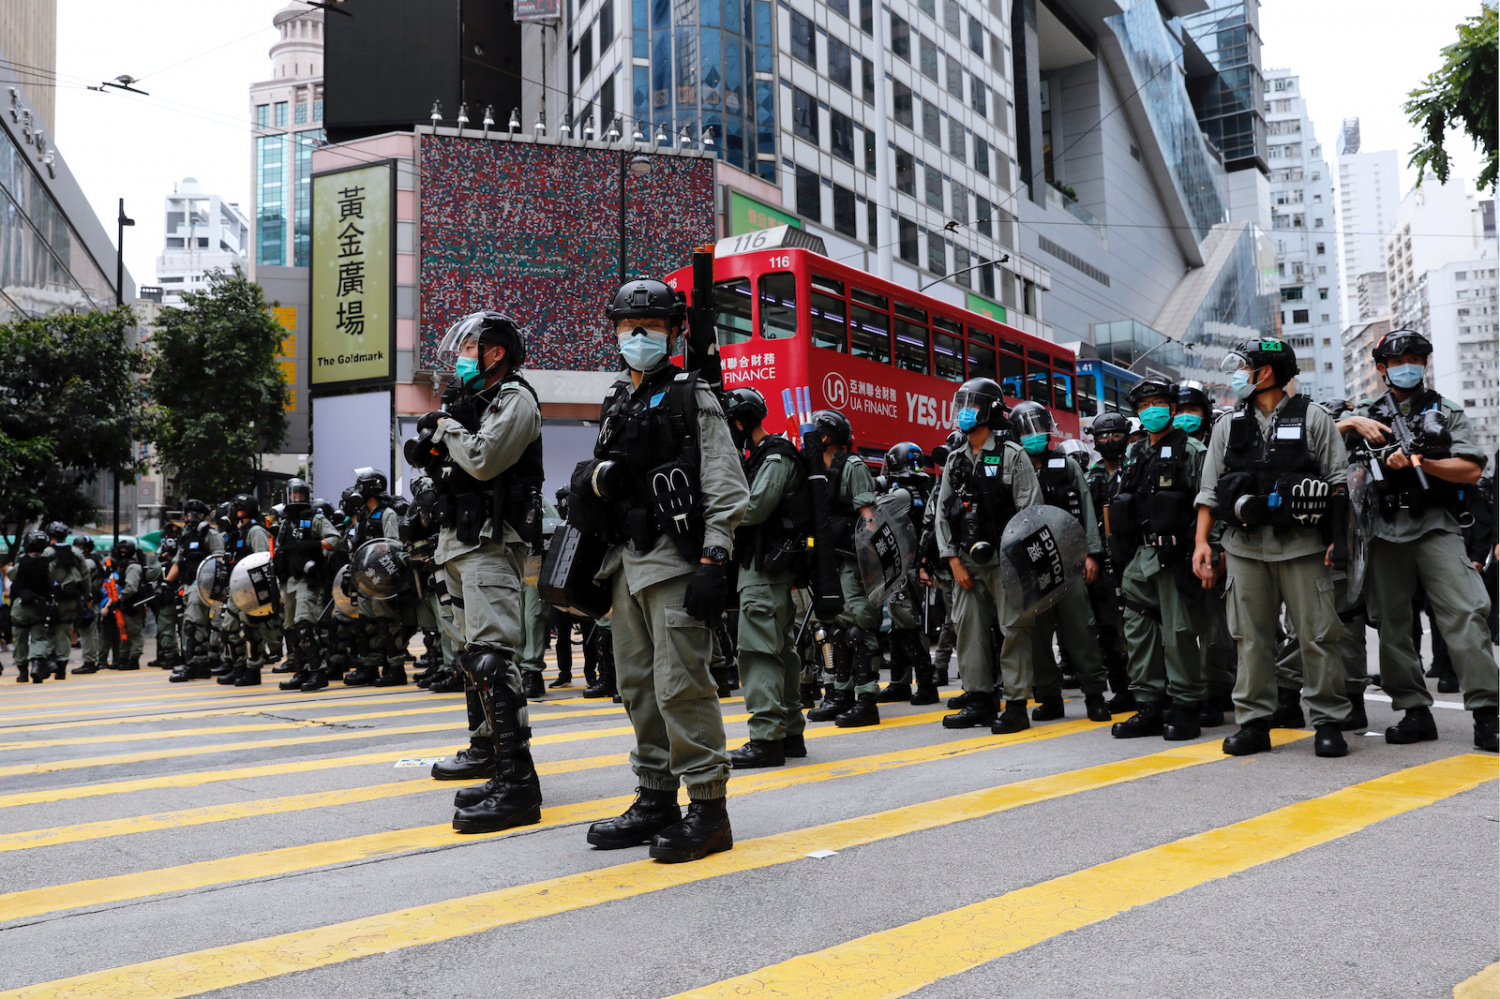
[[1404, 7, 1498, 192], [0, 307, 150, 546], [147, 269, 290, 502]]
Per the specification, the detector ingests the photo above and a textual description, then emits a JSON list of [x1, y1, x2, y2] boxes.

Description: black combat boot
[[1162, 701, 1202, 741], [782, 733, 807, 758], [29, 658, 49, 683], [1437, 674, 1461, 693], [1474, 707, 1498, 752], [299, 667, 330, 692], [452, 750, 544, 833], [800, 681, 818, 709], [548, 667, 573, 688], [729, 739, 786, 769], [1268, 686, 1305, 728], [946, 690, 971, 709], [806, 687, 853, 722], [943, 690, 996, 728], [428, 670, 465, 693], [582, 665, 616, 699], [53, 659, 69, 678], [1385, 706, 1439, 745], [1106, 688, 1137, 714], [877, 634, 911, 703], [279, 667, 310, 691], [1197, 697, 1226, 728], [431, 740, 497, 781], [1222, 719, 1273, 756], [990, 699, 1031, 735], [1084, 692, 1113, 723], [72, 662, 100, 675], [218, 659, 247, 685], [1314, 723, 1348, 757], [1342, 687, 1368, 731], [649, 797, 732, 863], [374, 663, 408, 687], [835, 692, 881, 728], [343, 664, 379, 686], [521, 670, 545, 699], [1111, 699, 1165, 739], [15, 664, 29, 682], [234, 666, 261, 686], [587, 787, 682, 849], [271, 656, 299, 674], [1031, 695, 1065, 721], [877, 680, 913, 703]]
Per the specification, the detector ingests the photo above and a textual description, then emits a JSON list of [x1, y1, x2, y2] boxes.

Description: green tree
[[147, 269, 290, 501], [0, 307, 151, 550], [1404, 6, 1498, 192]]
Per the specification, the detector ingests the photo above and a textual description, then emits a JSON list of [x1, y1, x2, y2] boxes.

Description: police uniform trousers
[[283, 575, 323, 629], [443, 539, 530, 748], [46, 607, 78, 668], [518, 579, 551, 680], [833, 558, 882, 696], [1031, 576, 1107, 698], [610, 570, 730, 800], [886, 573, 924, 682], [154, 598, 181, 660], [355, 594, 407, 671], [1200, 579, 1238, 697], [1367, 531, 1499, 712], [121, 609, 146, 660], [1276, 571, 1368, 694], [1086, 574, 1127, 679], [1120, 556, 1206, 707], [78, 612, 102, 667], [737, 581, 806, 742], [1225, 551, 1350, 727], [10, 602, 46, 667], [949, 558, 1035, 701], [182, 589, 214, 663]]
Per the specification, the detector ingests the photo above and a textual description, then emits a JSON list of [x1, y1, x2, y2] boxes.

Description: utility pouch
[[649, 460, 702, 561], [452, 492, 485, 546], [1147, 491, 1190, 566]]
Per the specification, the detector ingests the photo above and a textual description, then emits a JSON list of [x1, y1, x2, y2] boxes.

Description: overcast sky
[[50, 0, 1490, 288]]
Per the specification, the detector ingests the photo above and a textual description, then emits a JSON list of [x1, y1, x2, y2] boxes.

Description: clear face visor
[[1011, 407, 1055, 439], [435, 313, 488, 369], [951, 388, 994, 423], [1219, 351, 1255, 375]]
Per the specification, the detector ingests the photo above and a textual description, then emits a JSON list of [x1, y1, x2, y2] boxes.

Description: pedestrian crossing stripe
[[0, 733, 1320, 999], [0, 691, 467, 732], [0, 718, 1108, 858], [1454, 961, 1500, 999], [663, 754, 1499, 999]]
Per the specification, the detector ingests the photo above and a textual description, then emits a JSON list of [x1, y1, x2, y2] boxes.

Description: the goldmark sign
[[310, 162, 395, 391]]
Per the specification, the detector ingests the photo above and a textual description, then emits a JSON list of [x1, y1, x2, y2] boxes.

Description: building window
[[1315, 242, 1325, 254], [949, 118, 965, 162], [954, 244, 971, 287], [791, 10, 815, 67], [862, 57, 875, 104], [896, 148, 915, 194], [976, 195, 992, 237], [1293, 309, 1309, 324], [829, 0, 848, 17], [600, 74, 616, 129], [893, 81, 913, 128], [831, 110, 855, 163], [865, 126, 877, 173], [833, 184, 857, 237], [795, 166, 821, 221], [867, 200, 878, 246], [927, 230, 945, 274], [1318, 288, 1328, 300], [274, 101, 288, 127], [968, 16, 984, 55], [974, 136, 989, 177], [919, 34, 938, 82], [292, 128, 321, 267], [599, 0, 613, 47], [970, 76, 986, 116], [951, 180, 968, 223], [922, 100, 940, 144], [829, 37, 852, 90], [898, 216, 918, 263], [256, 104, 269, 127], [294, 102, 307, 124], [256, 134, 286, 266], [924, 164, 943, 210], [313, 96, 323, 122], [891, 13, 910, 61], [945, 54, 963, 99], [792, 87, 818, 142], [943, 0, 960, 36], [579, 25, 593, 78]]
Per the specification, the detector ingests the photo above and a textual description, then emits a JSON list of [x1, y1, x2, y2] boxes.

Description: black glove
[[417, 410, 444, 433], [812, 591, 844, 619], [682, 560, 728, 622], [340, 570, 354, 597]]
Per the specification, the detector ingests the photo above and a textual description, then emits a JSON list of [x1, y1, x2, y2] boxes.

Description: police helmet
[[182, 498, 211, 519], [808, 409, 853, 448], [1321, 398, 1352, 420], [1221, 338, 1298, 387], [930, 444, 951, 469], [351, 538, 410, 601], [74, 535, 96, 553], [45, 521, 68, 541], [314, 497, 338, 523], [1371, 328, 1432, 364], [952, 377, 1009, 430], [882, 441, 927, 479], [1175, 380, 1211, 414], [1057, 439, 1091, 467], [340, 486, 363, 519], [284, 478, 311, 506], [231, 493, 259, 521], [722, 387, 769, 430], [604, 278, 686, 327], [435, 311, 528, 370], [112, 538, 138, 562], [1125, 376, 1177, 410], [354, 467, 388, 499], [1008, 401, 1056, 440], [1086, 412, 1130, 438], [159, 536, 179, 561], [23, 530, 48, 553]]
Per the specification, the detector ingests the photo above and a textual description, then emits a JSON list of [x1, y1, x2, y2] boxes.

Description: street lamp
[[114, 198, 134, 547], [618, 152, 653, 284], [1128, 338, 1193, 372]]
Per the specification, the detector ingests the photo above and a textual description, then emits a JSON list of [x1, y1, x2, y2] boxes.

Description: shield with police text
[[998, 504, 1088, 616], [229, 551, 280, 618], [332, 566, 359, 619], [855, 488, 918, 605], [1345, 462, 1377, 598], [195, 554, 230, 609]]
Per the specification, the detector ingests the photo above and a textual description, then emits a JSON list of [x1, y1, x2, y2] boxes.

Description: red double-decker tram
[[667, 243, 1079, 460]]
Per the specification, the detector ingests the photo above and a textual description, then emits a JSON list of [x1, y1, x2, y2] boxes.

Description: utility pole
[[115, 198, 134, 545]]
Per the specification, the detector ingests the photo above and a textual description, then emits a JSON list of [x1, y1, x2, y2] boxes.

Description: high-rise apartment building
[[155, 178, 251, 307], [1335, 131, 1398, 324], [1261, 69, 1341, 400], [249, 3, 326, 271]]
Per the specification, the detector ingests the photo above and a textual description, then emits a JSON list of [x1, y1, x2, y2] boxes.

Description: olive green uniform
[[829, 452, 881, 697], [115, 560, 147, 662], [77, 547, 104, 668], [176, 525, 225, 665], [225, 524, 273, 664], [44, 542, 88, 668], [283, 513, 339, 630], [518, 498, 560, 682], [354, 504, 406, 673], [934, 432, 1043, 701], [597, 370, 748, 800], [1356, 395, 1497, 712], [735, 443, 806, 742], [1197, 395, 1350, 727], [1031, 452, 1107, 699], [1119, 434, 1209, 707]]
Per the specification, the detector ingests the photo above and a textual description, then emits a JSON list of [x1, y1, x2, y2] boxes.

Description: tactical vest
[[277, 504, 325, 578], [1218, 395, 1324, 528], [736, 434, 812, 573], [177, 526, 216, 583], [945, 445, 1017, 550], [1036, 450, 1085, 523], [353, 504, 392, 550], [435, 373, 545, 546], [11, 553, 51, 606], [226, 525, 257, 568], [1115, 429, 1196, 563], [1087, 462, 1120, 518], [1367, 389, 1464, 516]]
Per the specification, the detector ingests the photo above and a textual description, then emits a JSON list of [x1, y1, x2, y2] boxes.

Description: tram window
[[1027, 362, 1053, 407], [1052, 371, 1075, 412], [1028, 348, 1050, 363], [1077, 372, 1099, 417], [893, 311, 930, 374], [849, 303, 891, 364], [812, 274, 845, 297], [933, 315, 962, 338], [997, 349, 1024, 398], [998, 338, 1023, 355], [759, 272, 798, 339], [852, 287, 888, 310], [966, 325, 992, 345], [933, 332, 964, 380], [967, 343, 996, 381], [1053, 356, 1073, 373], [713, 278, 754, 345], [810, 292, 847, 352]]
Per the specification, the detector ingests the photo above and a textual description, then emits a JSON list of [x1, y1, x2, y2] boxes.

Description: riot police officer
[[1193, 338, 1351, 757], [338, 470, 409, 688], [71, 535, 105, 674], [1010, 402, 1111, 723], [572, 279, 748, 863], [1109, 378, 1209, 739], [216, 494, 273, 686], [723, 386, 809, 768], [106, 539, 147, 670], [417, 311, 547, 834], [7, 531, 55, 682], [1339, 329, 1497, 752], [275, 478, 339, 691], [146, 535, 183, 670], [42, 521, 86, 679], [924, 430, 967, 689], [1084, 412, 1132, 710], [877, 442, 940, 705], [934, 377, 1044, 734], [168, 499, 225, 681]]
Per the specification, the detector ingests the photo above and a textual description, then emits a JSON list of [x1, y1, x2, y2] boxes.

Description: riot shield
[[228, 551, 280, 618], [998, 505, 1089, 616], [854, 488, 917, 605], [1345, 462, 1378, 598], [538, 523, 612, 619], [332, 565, 360, 619], [351, 539, 409, 600], [195, 554, 230, 608]]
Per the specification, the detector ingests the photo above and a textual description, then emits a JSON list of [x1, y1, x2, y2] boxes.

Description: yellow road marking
[[667, 754, 1500, 999], [0, 731, 1276, 996], [1455, 961, 1500, 999], [0, 692, 466, 731]]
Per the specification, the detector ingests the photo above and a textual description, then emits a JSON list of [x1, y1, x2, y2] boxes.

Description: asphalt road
[[0, 635, 1495, 999]]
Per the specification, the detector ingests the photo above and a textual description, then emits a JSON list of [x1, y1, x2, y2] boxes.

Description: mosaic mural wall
[[419, 134, 716, 371]]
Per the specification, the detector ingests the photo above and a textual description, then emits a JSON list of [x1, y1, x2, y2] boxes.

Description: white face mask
[[618, 326, 670, 370]]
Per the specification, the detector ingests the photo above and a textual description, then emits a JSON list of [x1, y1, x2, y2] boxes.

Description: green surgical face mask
[[1021, 432, 1050, 454], [1173, 413, 1203, 434], [1138, 406, 1172, 434]]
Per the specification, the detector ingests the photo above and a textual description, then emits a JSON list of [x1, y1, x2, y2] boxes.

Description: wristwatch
[[701, 545, 729, 564]]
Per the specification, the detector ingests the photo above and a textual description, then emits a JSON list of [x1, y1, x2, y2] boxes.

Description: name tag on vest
[[1276, 426, 1303, 440], [1159, 446, 1173, 457], [1048, 458, 1066, 468]]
